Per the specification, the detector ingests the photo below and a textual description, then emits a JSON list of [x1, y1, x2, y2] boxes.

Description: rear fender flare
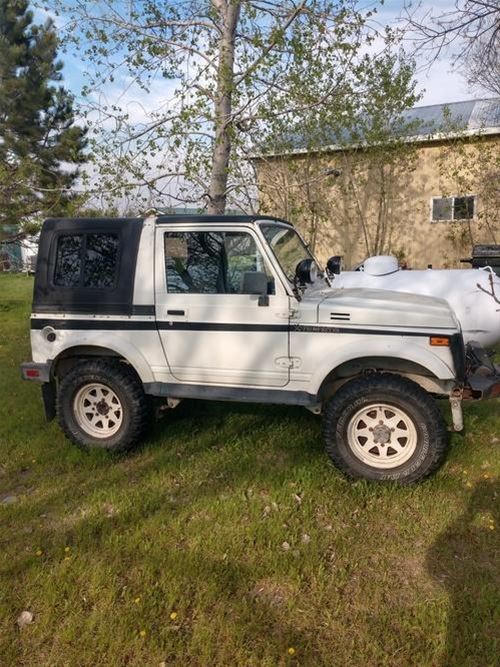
[[51, 332, 154, 384]]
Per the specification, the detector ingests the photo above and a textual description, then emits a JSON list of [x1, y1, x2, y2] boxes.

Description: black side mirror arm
[[258, 294, 270, 307]]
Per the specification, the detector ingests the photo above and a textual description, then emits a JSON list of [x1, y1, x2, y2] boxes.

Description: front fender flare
[[309, 337, 456, 395]]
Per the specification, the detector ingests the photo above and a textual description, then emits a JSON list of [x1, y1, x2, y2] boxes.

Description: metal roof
[[400, 98, 500, 137], [257, 97, 500, 158]]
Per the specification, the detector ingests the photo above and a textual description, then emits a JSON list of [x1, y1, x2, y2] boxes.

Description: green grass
[[0, 272, 499, 667]]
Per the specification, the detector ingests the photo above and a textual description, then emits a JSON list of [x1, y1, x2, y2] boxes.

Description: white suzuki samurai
[[22, 215, 500, 483]]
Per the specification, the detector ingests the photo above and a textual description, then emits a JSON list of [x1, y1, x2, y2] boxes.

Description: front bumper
[[465, 366, 500, 399], [464, 343, 500, 400]]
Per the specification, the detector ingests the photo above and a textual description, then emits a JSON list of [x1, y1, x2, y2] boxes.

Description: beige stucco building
[[255, 99, 500, 269]]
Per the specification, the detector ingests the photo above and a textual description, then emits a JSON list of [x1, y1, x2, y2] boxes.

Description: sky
[[32, 0, 490, 210], [38, 0, 484, 125], [376, 0, 479, 106]]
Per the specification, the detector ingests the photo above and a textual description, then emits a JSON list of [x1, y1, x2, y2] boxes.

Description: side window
[[224, 232, 274, 293], [54, 235, 83, 287], [84, 234, 119, 288], [53, 233, 119, 288], [165, 231, 275, 294], [165, 232, 224, 293]]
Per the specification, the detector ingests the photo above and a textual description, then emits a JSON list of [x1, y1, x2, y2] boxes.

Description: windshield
[[260, 224, 317, 282]]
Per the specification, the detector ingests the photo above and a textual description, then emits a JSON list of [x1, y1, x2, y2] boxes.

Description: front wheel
[[322, 374, 448, 483], [57, 359, 150, 452]]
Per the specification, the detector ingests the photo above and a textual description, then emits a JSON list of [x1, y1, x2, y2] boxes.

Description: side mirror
[[241, 271, 268, 295], [240, 271, 270, 306], [295, 259, 317, 286], [326, 255, 343, 276]]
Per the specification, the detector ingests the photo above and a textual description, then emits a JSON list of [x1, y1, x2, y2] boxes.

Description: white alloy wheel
[[73, 383, 123, 438], [346, 403, 418, 469]]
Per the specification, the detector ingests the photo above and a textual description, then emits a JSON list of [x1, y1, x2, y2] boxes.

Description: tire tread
[[322, 373, 448, 483], [57, 359, 150, 452]]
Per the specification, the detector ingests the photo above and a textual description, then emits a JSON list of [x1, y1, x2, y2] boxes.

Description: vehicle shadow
[[426, 479, 499, 667], [143, 398, 324, 460]]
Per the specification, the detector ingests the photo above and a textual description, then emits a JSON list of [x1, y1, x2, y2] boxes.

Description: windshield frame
[[256, 221, 323, 289]]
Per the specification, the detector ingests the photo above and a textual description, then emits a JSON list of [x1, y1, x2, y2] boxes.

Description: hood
[[331, 266, 500, 347], [315, 287, 458, 331]]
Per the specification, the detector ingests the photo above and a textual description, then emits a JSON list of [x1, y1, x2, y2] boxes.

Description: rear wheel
[[322, 374, 448, 483], [57, 359, 150, 452]]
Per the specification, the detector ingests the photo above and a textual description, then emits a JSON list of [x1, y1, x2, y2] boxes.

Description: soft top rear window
[[53, 233, 119, 289], [33, 218, 143, 315]]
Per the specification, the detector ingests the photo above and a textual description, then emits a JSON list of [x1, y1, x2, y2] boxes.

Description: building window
[[431, 196, 476, 222]]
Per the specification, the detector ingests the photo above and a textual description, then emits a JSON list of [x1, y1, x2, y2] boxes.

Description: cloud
[[84, 73, 182, 129], [415, 54, 472, 105], [365, 0, 476, 105], [32, 6, 66, 29]]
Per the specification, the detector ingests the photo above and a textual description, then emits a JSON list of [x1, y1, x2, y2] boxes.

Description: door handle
[[167, 309, 185, 316]]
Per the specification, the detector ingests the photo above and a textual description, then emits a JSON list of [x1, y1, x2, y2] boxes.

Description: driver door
[[155, 225, 291, 387]]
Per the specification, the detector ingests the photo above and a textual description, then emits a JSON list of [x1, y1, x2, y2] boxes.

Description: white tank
[[363, 255, 399, 276], [333, 258, 500, 347]]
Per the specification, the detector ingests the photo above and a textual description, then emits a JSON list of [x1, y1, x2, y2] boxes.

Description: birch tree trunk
[[207, 0, 241, 215]]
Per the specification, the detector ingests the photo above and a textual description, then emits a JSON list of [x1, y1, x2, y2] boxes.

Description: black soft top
[[155, 214, 292, 226], [32, 215, 292, 316], [33, 217, 143, 315], [42, 214, 292, 226]]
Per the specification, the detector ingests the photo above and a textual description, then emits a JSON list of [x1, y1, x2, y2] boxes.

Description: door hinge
[[275, 309, 300, 320]]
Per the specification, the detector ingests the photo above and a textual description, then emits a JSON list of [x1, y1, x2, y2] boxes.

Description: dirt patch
[[248, 578, 296, 607]]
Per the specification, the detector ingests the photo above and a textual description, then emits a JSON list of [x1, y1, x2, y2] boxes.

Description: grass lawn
[[0, 272, 499, 666]]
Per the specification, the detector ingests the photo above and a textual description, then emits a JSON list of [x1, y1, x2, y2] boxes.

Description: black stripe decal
[[30, 319, 157, 331], [294, 325, 436, 337], [30, 318, 452, 339], [32, 304, 156, 316], [157, 322, 289, 332]]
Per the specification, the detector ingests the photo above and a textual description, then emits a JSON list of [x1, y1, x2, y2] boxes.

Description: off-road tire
[[322, 373, 448, 483], [57, 359, 150, 452]]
